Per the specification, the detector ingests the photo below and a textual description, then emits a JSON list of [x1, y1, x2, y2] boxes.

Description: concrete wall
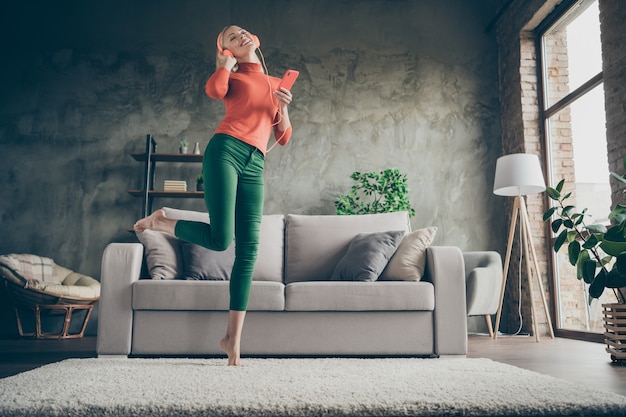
[[0, 0, 504, 337]]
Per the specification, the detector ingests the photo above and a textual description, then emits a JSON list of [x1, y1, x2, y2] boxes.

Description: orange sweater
[[205, 63, 292, 154]]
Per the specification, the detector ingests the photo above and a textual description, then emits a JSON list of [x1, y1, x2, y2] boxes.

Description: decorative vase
[[193, 142, 201, 154]]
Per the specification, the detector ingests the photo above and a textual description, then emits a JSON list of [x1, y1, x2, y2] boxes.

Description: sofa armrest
[[425, 246, 467, 355], [96, 243, 143, 356], [464, 251, 503, 317]]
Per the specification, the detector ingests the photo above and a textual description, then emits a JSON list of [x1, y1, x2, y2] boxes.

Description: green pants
[[175, 134, 265, 311]]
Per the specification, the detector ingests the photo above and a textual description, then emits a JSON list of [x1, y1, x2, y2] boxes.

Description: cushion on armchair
[[0, 255, 100, 300], [0, 254, 58, 285]]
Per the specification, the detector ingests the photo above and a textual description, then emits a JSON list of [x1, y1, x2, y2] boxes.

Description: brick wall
[[494, 0, 552, 335], [493, 0, 625, 335], [600, 0, 626, 202]]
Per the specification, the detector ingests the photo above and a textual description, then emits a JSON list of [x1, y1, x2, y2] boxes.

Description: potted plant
[[196, 174, 204, 192], [179, 139, 189, 154], [543, 156, 626, 304], [334, 168, 415, 217]]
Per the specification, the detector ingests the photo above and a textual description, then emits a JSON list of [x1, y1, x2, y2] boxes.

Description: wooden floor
[[467, 334, 626, 396], [1, 335, 625, 396]]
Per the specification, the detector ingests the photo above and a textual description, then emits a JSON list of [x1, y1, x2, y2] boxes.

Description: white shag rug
[[0, 357, 625, 417]]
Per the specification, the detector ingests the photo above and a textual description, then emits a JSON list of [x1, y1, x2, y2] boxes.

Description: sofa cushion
[[285, 211, 411, 284], [135, 207, 211, 280], [132, 281, 285, 311], [285, 281, 434, 311], [180, 241, 234, 281], [330, 230, 405, 281], [380, 227, 438, 281], [134, 230, 180, 280], [251, 214, 285, 282], [136, 208, 284, 282]]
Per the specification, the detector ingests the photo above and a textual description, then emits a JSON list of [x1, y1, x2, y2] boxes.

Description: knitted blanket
[[0, 254, 59, 286]]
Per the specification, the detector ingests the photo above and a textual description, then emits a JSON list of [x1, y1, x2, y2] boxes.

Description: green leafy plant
[[335, 168, 415, 217], [543, 156, 626, 304]]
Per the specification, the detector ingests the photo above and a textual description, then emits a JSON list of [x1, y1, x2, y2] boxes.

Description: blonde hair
[[215, 25, 262, 72]]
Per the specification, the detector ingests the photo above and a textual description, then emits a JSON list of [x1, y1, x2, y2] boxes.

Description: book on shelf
[[163, 180, 187, 191]]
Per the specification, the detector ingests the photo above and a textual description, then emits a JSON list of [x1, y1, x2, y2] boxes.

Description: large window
[[539, 0, 615, 335]]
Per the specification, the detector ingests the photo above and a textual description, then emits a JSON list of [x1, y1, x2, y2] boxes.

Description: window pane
[[546, 85, 611, 332], [554, 247, 618, 332], [542, 1, 602, 109], [547, 84, 610, 226], [569, 84, 611, 224]]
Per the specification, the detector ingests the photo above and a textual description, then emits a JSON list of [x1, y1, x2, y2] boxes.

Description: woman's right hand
[[217, 53, 237, 71]]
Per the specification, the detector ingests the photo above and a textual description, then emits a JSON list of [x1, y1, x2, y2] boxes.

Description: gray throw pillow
[[135, 207, 211, 280], [330, 230, 405, 282], [180, 241, 235, 281]]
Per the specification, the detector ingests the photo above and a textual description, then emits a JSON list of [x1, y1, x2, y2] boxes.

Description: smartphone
[[277, 70, 299, 91]]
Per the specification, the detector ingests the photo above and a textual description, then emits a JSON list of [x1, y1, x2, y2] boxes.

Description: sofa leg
[[485, 314, 494, 338], [97, 355, 129, 359]]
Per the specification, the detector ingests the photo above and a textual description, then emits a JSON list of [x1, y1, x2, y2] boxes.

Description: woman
[[134, 25, 293, 366]]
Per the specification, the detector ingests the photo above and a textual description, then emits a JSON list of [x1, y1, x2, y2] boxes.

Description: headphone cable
[[257, 46, 286, 152]]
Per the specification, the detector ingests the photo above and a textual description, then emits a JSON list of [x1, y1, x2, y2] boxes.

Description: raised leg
[[133, 209, 177, 235]]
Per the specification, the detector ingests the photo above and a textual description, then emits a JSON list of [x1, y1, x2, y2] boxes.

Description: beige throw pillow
[[379, 227, 438, 281], [135, 230, 183, 280]]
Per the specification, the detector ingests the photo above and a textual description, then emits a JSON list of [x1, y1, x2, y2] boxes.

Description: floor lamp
[[492, 153, 555, 341]]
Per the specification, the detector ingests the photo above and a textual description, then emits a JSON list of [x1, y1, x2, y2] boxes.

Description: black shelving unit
[[129, 134, 204, 217]]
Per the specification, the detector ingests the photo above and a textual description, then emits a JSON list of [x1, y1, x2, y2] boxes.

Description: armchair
[[464, 251, 503, 337]]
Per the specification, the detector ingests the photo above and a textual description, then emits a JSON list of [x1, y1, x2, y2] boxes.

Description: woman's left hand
[[273, 87, 293, 106]]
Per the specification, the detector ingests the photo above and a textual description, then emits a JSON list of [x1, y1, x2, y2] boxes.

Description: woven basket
[[603, 303, 626, 362]]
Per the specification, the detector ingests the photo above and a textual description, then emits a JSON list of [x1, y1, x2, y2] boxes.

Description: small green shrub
[[335, 168, 415, 217]]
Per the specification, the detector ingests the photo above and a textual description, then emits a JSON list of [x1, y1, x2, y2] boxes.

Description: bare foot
[[133, 209, 174, 234], [220, 336, 241, 366]]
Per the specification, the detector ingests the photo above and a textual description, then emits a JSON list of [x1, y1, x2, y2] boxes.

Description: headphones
[[217, 29, 260, 57]]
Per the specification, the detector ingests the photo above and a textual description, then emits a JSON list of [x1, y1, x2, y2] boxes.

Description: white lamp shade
[[493, 153, 546, 196]]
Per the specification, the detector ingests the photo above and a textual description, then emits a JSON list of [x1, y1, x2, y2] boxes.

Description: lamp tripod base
[[493, 195, 555, 341]]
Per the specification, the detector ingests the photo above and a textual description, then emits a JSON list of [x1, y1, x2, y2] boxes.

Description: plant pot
[[196, 183, 204, 192], [602, 303, 626, 363], [179, 146, 188, 154]]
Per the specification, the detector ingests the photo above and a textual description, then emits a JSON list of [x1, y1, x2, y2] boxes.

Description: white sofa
[[97, 210, 476, 358]]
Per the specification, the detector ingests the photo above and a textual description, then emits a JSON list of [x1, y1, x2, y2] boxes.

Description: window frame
[[535, 0, 605, 343]]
